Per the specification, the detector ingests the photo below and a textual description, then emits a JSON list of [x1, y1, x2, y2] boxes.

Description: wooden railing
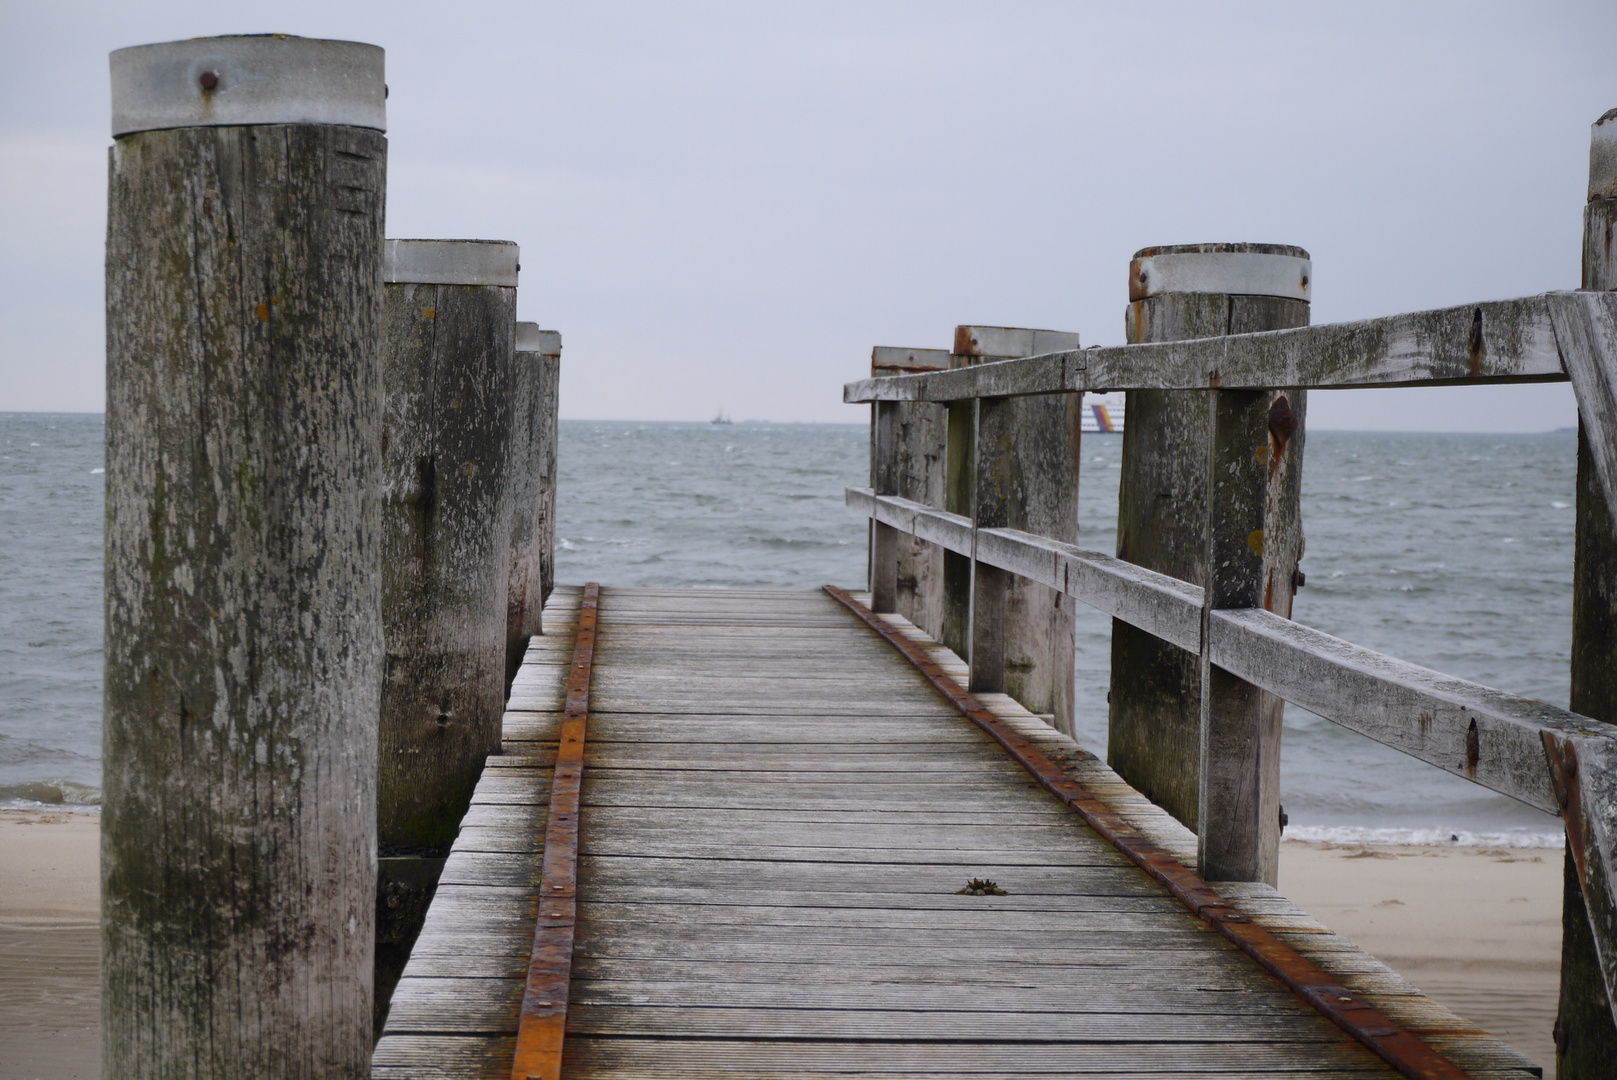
[[845, 110, 1617, 1070]]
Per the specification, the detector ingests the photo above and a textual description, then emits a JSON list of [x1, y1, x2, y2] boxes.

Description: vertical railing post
[[1108, 243, 1309, 878], [870, 399, 901, 612], [970, 395, 1013, 692], [1198, 389, 1276, 881], [102, 36, 386, 1077], [868, 347, 951, 632], [955, 326, 1082, 735], [942, 386, 975, 658], [375, 238, 518, 1017], [1559, 106, 1617, 1078]]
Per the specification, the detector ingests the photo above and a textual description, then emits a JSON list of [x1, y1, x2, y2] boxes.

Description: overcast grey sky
[[2, 2, 1613, 428]]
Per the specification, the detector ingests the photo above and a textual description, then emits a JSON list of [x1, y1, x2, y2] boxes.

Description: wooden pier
[[373, 586, 1540, 1079], [97, 34, 1617, 1080]]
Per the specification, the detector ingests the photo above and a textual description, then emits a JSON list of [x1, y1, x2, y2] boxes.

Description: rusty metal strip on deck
[[823, 584, 1472, 1080], [511, 582, 600, 1080]]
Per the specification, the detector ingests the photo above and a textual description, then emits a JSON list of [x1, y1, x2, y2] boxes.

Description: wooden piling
[[505, 322, 561, 686], [1558, 106, 1617, 1079], [1108, 244, 1309, 877], [867, 348, 949, 631], [102, 35, 386, 1078], [376, 238, 517, 1018], [955, 327, 1081, 735], [535, 330, 562, 605]]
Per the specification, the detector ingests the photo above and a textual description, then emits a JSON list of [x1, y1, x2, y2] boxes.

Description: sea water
[[0, 413, 1575, 845]]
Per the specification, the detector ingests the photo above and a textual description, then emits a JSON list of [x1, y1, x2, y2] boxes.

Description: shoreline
[[0, 811, 1563, 1079]]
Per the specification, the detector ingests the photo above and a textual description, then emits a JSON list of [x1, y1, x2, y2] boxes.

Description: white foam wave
[[1, 798, 101, 814], [1283, 825, 1562, 849]]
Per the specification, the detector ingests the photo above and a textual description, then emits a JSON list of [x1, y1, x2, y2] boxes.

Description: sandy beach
[[0, 809, 100, 1080], [1281, 840, 1562, 1076], [0, 813, 1564, 1079]]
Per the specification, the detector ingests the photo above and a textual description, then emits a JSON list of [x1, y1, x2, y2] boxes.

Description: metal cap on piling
[[109, 35, 386, 136], [384, 239, 520, 286], [1128, 242, 1311, 303], [516, 323, 565, 359], [516, 321, 542, 353]]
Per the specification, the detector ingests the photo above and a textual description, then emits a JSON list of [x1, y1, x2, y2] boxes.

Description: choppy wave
[[1283, 825, 1562, 848], [0, 778, 102, 809]]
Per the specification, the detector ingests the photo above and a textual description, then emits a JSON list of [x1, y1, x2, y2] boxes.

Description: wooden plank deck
[[373, 586, 1543, 1079]]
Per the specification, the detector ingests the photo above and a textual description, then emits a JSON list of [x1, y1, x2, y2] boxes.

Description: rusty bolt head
[[199, 70, 219, 91]]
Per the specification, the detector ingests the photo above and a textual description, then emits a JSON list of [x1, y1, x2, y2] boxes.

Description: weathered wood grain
[[372, 590, 579, 1077], [1111, 282, 1309, 836], [969, 396, 1012, 692], [869, 347, 948, 636], [1551, 291, 1617, 540], [843, 294, 1568, 401], [103, 98, 385, 1079], [379, 262, 516, 853], [940, 386, 976, 660], [382, 590, 1545, 1080], [954, 328, 1082, 733], [869, 399, 900, 611], [1209, 606, 1612, 815], [536, 339, 560, 606], [504, 326, 545, 685], [1197, 388, 1279, 883], [1559, 114, 1617, 1078]]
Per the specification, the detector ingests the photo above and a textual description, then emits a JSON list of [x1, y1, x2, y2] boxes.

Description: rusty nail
[[199, 71, 218, 91]]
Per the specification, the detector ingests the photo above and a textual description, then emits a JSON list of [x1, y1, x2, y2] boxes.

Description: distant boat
[[711, 409, 733, 425], [1082, 392, 1125, 434]]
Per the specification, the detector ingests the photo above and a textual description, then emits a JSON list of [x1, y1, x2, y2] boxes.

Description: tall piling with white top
[[375, 240, 517, 1005], [535, 330, 562, 606], [1108, 243, 1309, 884], [102, 35, 386, 1078], [505, 322, 562, 685]]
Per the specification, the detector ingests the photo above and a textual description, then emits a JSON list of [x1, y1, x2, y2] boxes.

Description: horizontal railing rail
[[846, 290, 1607, 400], [849, 487, 1615, 816]]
